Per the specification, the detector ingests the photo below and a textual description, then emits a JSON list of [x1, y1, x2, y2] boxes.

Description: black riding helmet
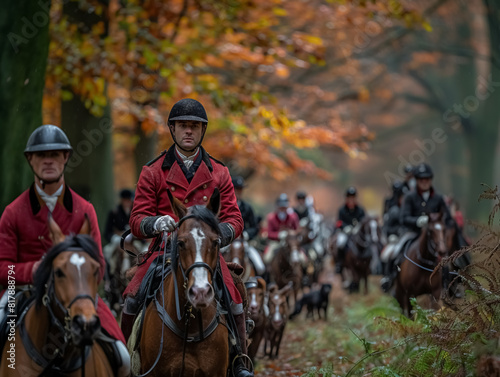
[[24, 125, 73, 157], [414, 163, 433, 179], [296, 191, 307, 200], [345, 186, 357, 197], [232, 176, 245, 189], [24, 125, 73, 187], [276, 193, 289, 207], [167, 98, 208, 153]]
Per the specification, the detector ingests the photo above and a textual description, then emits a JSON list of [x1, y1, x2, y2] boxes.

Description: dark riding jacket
[[104, 204, 131, 243], [383, 205, 403, 237], [238, 199, 259, 240], [400, 188, 451, 232], [337, 205, 365, 229]]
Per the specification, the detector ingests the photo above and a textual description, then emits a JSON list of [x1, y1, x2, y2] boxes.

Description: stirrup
[[231, 354, 254, 377], [246, 318, 255, 335]]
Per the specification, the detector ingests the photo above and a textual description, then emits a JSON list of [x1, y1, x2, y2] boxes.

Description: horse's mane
[[184, 205, 221, 235], [33, 234, 101, 307]]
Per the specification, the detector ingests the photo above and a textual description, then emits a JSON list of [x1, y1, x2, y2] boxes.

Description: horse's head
[[228, 237, 246, 266], [426, 212, 448, 258], [360, 216, 381, 245], [34, 216, 101, 347], [168, 189, 221, 309], [279, 230, 302, 264], [246, 277, 266, 319], [267, 282, 292, 330]]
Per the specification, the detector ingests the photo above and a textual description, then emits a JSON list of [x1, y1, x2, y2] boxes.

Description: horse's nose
[[71, 314, 100, 346], [189, 284, 214, 306]]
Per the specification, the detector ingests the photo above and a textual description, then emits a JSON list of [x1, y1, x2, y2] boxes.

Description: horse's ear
[[430, 212, 441, 222], [280, 281, 294, 297], [167, 189, 187, 219], [207, 188, 220, 216], [256, 277, 266, 292], [48, 213, 66, 245], [268, 282, 278, 294], [78, 213, 91, 235]]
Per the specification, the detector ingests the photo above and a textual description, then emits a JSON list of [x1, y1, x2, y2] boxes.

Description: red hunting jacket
[[126, 146, 244, 301], [266, 210, 299, 241], [0, 184, 125, 343]]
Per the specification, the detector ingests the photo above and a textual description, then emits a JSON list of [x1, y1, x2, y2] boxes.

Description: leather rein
[[138, 214, 224, 377]]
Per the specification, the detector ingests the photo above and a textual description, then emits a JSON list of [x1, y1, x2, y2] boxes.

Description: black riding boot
[[380, 259, 395, 293], [121, 295, 139, 343], [231, 313, 254, 377], [336, 247, 346, 274]]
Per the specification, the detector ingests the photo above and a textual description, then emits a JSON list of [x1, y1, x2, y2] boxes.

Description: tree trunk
[[61, 1, 113, 234], [0, 0, 51, 211], [465, 0, 500, 222], [134, 123, 158, 179], [62, 97, 114, 231]]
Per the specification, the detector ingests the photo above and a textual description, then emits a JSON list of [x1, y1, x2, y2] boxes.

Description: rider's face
[[345, 196, 356, 208], [27, 150, 69, 183], [416, 177, 432, 191], [172, 120, 205, 154]]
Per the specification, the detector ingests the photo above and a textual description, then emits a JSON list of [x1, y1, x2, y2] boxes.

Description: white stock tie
[[36, 184, 63, 212]]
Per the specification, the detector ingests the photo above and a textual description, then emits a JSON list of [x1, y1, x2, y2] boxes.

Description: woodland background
[[1, 0, 499, 231]]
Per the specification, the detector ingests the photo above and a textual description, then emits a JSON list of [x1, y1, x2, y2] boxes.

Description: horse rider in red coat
[[263, 193, 300, 263], [0, 125, 127, 352], [121, 98, 253, 377]]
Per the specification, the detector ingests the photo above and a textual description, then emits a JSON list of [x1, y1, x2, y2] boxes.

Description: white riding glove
[[416, 215, 429, 228], [154, 215, 176, 234]]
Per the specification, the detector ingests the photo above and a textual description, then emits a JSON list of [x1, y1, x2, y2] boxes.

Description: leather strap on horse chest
[[154, 297, 220, 342]]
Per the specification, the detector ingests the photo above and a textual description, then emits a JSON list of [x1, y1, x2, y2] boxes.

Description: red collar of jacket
[[29, 183, 73, 215], [162, 145, 215, 172]]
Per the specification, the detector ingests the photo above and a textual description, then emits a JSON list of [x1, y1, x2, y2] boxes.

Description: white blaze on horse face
[[190, 227, 209, 287], [70, 253, 86, 280], [434, 223, 443, 231], [232, 257, 241, 264], [370, 220, 378, 243], [291, 248, 300, 263], [250, 292, 258, 309], [272, 294, 282, 323]]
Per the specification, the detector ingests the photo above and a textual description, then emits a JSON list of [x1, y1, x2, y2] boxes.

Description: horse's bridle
[[139, 213, 223, 377], [22, 254, 98, 377]]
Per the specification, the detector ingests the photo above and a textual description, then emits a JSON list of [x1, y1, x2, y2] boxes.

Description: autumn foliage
[[43, 0, 426, 179]]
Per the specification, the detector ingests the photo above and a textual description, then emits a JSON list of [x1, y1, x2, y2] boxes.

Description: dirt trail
[[253, 256, 380, 376]]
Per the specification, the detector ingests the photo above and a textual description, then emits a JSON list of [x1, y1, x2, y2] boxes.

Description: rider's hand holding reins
[[416, 215, 429, 228], [154, 215, 177, 234]]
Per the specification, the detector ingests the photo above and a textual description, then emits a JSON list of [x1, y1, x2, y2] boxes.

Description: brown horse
[[268, 231, 303, 307], [263, 282, 293, 359], [395, 213, 448, 316], [246, 277, 267, 362], [344, 216, 383, 294], [224, 236, 256, 282], [0, 217, 118, 377], [139, 190, 229, 376]]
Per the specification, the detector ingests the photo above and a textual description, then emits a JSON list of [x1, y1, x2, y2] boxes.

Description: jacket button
[[184, 199, 188, 204], [421, 202, 426, 206], [203, 184, 207, 189], [203, 196, 208, 202], [38, 236, 44, 240], [170, 186, 175, 192]]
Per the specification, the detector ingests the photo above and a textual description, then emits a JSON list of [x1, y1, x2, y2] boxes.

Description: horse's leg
[[274, 329, 285, 358]]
